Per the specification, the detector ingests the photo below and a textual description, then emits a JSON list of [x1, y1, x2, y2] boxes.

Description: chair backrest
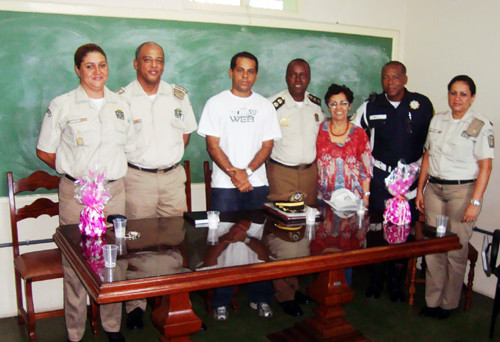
[[7, 171, 60, 259], [183, 160, 192, 212], [203, 161, 212, 210]]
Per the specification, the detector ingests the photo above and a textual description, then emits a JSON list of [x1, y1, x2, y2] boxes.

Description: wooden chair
[[184, 160, 192, 212], [203, 160, 211, 211], [407, 242, 477, 310], [7, 170, 64, 342]]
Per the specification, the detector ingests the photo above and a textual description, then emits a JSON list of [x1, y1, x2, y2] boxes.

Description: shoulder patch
[[466, 118, 485, 138], [307, 94, 321, 106], [273, 96, 285, 110], [368, 92, 377, 103], [173, 85, 187, 100], [116, 87, 126, 95]]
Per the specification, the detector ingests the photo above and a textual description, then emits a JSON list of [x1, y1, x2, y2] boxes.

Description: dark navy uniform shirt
[[354, 89, 433, 216]]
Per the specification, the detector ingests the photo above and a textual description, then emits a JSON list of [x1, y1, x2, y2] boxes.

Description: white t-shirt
[[197, 90, 282, 188]]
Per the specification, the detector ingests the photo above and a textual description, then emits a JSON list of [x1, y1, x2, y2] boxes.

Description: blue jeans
[[210, 186, 269, 211], [209, 186, 273, 307]]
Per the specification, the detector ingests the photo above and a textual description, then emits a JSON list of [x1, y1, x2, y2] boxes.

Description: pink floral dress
[[316, 122, 373, 201]]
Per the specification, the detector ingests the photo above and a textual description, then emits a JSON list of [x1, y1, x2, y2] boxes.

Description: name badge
[[370, 114, 387, 120]]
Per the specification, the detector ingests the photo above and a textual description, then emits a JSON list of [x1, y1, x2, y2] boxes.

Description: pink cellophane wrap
[[80, 236, 107, 273], [74, 169, 111, 237], [383, 161, 420, 225], [383, 223, 410, 244]]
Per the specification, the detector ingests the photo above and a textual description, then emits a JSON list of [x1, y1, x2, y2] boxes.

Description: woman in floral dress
[[316, 84, 373, 205]]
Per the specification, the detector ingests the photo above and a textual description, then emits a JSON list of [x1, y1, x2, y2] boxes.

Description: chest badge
[[174, 108, 184, 120], [410, 100, 420, 110], [115, 110, 124, 120]]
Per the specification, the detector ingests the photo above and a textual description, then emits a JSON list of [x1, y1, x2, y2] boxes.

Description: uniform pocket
[[66, 118, 92, 147]]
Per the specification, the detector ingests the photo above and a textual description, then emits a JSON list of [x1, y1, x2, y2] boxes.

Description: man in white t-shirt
[[197, 51, 281, 321]]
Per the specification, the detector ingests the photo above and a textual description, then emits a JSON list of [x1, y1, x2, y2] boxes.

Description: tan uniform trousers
[[266, 161, 318, 206], [266, 234, 310, 302], [124, 165, 187, 313], [59, 176, 125, 341], [423, 182, 478, 310], [124, 165, 187, 219]]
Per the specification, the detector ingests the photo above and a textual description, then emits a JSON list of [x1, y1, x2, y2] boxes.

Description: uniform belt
[[429, 176, 475, 185], [65, 174, 116, 183], [373, 159, 394, 173], [270, 158, 313, 170], [127, 162, 179, 173]]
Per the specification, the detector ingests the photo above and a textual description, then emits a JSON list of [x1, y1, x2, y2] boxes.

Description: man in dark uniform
[[353, 61, 433, 301]]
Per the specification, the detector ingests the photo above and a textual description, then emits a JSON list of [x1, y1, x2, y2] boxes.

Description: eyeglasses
[[328, 101, 350, 109]]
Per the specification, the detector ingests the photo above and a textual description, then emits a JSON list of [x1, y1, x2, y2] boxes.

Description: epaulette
[[116, 87, 126, 95], [368, 92, 377, 103], [466, 118, 485, 137], [307, 93, 321, 106], [173, 85, 187, 100], [273, 96, 285, 110]]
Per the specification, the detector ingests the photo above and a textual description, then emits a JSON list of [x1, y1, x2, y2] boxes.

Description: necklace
[[329, 122, 350, 137]]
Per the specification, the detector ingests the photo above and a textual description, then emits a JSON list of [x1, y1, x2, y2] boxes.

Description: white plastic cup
[[103, 244, 118, 268], [305, 223, 315, 240], [357, 198, 365, 215], [305, 206, 317, 225], [207, 211, 220, 230], [436, 215, 449, 236], [115, 237, 127, 255], [113, 218, 127, 238], [207, 229, 219, 245], [103, 267, 114, 282]]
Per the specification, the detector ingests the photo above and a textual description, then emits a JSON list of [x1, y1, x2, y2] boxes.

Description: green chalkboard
[[0, 10, 392, 195]]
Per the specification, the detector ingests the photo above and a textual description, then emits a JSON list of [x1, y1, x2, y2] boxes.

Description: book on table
[[183, 211, 208, 227]]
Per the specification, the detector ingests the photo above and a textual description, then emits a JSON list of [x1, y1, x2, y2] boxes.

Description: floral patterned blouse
[[316, 121, 373, 201]]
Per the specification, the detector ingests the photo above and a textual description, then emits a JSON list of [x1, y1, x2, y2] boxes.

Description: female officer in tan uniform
[[416, 75, 494, 319], [36, 43, 135, 342]]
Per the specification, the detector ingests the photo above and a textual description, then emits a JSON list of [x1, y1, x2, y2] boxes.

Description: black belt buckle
[[429, 176, 475, 185], [65, 174, 116, 183], [128, 162, 178, 173]]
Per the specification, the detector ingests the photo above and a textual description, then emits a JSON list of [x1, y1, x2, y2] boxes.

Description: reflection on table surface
[[64, 205, 447, 283]]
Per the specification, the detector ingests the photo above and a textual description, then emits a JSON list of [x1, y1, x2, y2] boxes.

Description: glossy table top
[[54, 205, 460, 304]]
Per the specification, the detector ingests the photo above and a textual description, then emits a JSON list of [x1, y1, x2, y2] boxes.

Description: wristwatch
[[245, 167, 253, 177], [471, 199, 481, 206]]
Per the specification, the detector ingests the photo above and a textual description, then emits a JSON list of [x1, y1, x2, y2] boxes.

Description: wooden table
[[54, 207, 461, 341]]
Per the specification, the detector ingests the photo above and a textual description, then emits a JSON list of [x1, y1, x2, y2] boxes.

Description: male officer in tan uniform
[[118, 41, 197, 330], [267, 58, 324, 207], [267, 59, 324, 317]]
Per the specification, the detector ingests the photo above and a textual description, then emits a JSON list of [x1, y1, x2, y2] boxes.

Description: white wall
[[404, 0, 500, 301], [1, 0, 498, 317]]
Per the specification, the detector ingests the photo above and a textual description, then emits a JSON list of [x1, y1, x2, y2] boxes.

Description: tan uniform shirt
[[425, 109, 495, 179], [268, 90, 324, 165], [120, 80, 197, 168], [37, 85, 135, 180]]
